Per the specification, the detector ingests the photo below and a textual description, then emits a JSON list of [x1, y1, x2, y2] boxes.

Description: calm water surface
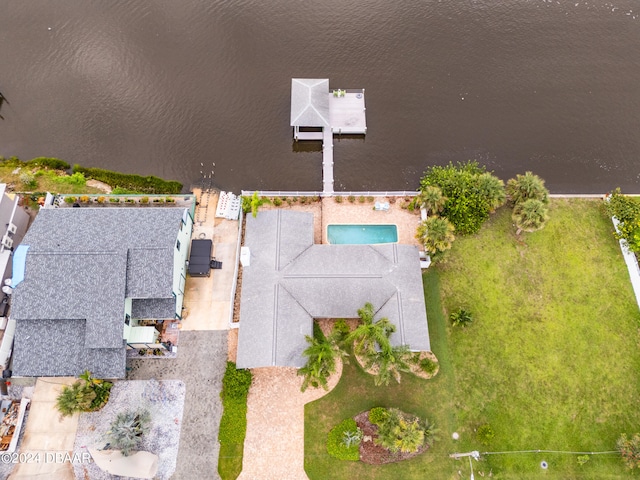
[[0, 1, 639, 193]]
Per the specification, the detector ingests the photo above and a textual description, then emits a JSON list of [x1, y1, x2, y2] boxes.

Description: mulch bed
[[354, 411, 428, 465]]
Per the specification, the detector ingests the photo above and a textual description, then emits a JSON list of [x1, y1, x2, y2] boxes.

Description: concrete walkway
[[9, 377, 78, 480], [182, 189, 239, 331], [127, 330, 227, 480]]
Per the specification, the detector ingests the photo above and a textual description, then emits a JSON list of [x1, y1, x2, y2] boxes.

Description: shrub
[[419, 357, 438, 375], [476, 423, 495, 445], [388, 196, 396, 204], [358, 196, 366, 203], [64, 196, 75, 204], [222, 361, 252, 399], [577, 455, 590, 465], [79, 195, 89, 203], [51, 171, 86, 186], [124, 198, 134, 203], [327, 419, 360, 461], [165, 197, 175, 203], [367, 196, 374, 203], [450, 308, 473, 327], [419, 161, 504, 235], [97, 196, 106, 204], [109, 197, 120, 203], [300, 196, 308, 205], [368, 407, 388, 425], [153, 197, 164, 203], [140, 196, 149, 204], [348, 195, 356, 203], [375, 409, 432, 454], [138, 349, 147, 356], [72, 165, 182, 194], [111, 187, 138, 195], [19, 172, 36, 189], [27, 157, 70, 170], [272, 197, 282, 207], [332, 319, 350, 341], [605, 189, 640, 253], [286, 198, 293, 206], [291, 197, 298, 203], [618, 433, 640, 469], [334, 196, 343, 203], [105, 409, 151, 456]]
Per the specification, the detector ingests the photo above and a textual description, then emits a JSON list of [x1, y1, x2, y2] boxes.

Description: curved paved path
[[239, 363, 342, 480]]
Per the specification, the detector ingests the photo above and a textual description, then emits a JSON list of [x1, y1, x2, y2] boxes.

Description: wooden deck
[[322, 129, 334, 194], [329, 90, 366, 134]]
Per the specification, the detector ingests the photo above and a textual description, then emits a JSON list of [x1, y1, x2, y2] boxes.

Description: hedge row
[[0, 156, 70, 170], [72, 164, 182, 194], [218, 362, 252, 480]]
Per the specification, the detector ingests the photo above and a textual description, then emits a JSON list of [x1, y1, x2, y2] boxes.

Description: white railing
[[241, 190, 418, 198], [611, 215, 640, 312], [228, 207, 243, 329]]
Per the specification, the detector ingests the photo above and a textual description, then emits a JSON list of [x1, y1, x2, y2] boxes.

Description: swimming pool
[[327, 224, 398, 245]]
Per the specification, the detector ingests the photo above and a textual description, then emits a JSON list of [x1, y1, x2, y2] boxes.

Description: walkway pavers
[[9, 377, 77, 480], [126, 330, 227, 480]]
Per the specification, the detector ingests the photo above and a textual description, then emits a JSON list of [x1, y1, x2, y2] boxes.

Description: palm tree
[[416, 217, 455, 255], [346, 303, 395, 357], [412, 186, 446, 217], [56, 382, 95, 417], [241, 191, 270, 218], [506, 171, 549, 205], [105, 409, 151, 456], [298, 331, 346, 392], [375, 409, 426, 454], [476, 172, 506, 212], [365, 344, 412, 386], [512, 198, 550, 235]]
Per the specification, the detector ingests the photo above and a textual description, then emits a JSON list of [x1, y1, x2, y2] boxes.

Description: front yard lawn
[[305, 199, 640, 479]]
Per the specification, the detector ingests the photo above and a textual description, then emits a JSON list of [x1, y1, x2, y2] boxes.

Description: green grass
[[305, 199, 640, 479]]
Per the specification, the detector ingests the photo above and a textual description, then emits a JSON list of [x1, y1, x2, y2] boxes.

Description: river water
[[0, 1, 639, 193]]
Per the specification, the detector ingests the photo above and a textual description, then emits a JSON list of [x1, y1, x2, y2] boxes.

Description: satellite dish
[[2, 286, 12, 295]]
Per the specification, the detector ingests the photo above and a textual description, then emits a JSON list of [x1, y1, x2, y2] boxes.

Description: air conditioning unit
[[6, 223, 16, 235], [1, 236, 12, 249]]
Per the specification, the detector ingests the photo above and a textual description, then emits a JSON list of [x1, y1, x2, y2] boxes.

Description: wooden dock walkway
[[322, 128, 334, 194]]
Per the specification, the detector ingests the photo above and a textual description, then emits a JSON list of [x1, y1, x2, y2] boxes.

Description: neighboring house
[[6, 205, 193, 378], [236, 210, 430, 368], [0, 184, 29, 286]]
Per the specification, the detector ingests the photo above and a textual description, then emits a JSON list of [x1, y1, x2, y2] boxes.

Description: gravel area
[[126, 330, 227, 480], [73, 380, 185, 480]]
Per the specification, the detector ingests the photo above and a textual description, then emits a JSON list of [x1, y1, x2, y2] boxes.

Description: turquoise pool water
[[327, 224, 398, 245]]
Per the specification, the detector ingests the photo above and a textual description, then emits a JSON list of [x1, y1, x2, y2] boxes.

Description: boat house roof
[[290, 78, 330, 127]]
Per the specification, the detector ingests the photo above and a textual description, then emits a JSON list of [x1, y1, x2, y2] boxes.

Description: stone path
[[127, 330, 227, 480]]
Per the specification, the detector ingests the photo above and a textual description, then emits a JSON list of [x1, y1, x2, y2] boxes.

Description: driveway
[[126, 330, 227, 480]]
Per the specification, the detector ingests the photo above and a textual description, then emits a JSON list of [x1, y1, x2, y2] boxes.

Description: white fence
[[611, 216, 640, 312], [241, 190, 418, 198]]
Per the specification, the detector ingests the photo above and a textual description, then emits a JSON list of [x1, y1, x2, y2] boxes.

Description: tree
[[617, 433, 640, 469], [411, 185, 446, 217], [512, 198, 549, 234], [375, 408, 431, 454], [477, 172, 506, 212], [419, 161, 504, 234], [105, 409, 151, 456], [364, 344, 412, 386], [346, 303, 395, 357], [506, 171, 549, 206], [298, 329, 346, 392], [416, 217, 455, 255], [55, 370, 112, 417]]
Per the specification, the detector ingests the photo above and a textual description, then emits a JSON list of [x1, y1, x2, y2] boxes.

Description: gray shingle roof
[[10, 207, 186, 378], [290, 79, 330, 127], [131, 298, 176, 319], [12, 319, 126, 378], [236, 210, 431, 369]]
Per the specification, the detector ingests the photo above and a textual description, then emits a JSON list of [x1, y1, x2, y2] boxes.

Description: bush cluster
[[419, 161, 505, 235], [219, 362, 252, 445], [327, 418, 361, 461], [72, 165, 182, 194], [1, 156, 70, 170], [55, 370, 112, 417], [368, 407, 388, 425], [605, 189, 640, 253]]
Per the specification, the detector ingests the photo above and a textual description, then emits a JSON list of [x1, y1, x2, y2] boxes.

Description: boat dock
[[290, 79, 366, 195]]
